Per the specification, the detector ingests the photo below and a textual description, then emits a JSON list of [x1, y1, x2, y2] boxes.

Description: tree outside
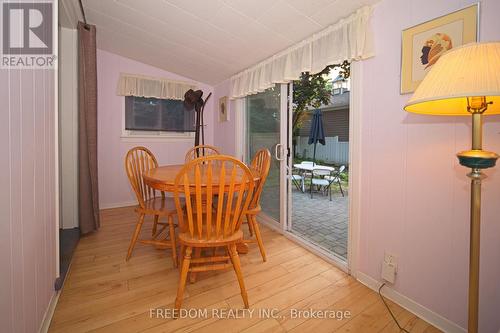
[[292, 61, 351, 157]]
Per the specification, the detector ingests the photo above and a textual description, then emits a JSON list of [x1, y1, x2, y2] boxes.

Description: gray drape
[[78, 22, 100, 234]]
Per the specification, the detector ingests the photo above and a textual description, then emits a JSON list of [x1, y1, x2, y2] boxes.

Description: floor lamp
[[404, 42, 500, 333]]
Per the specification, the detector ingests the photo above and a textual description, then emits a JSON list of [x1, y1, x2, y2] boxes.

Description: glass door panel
[[287, 74, 350, 262], [246, 85, 283, 222]]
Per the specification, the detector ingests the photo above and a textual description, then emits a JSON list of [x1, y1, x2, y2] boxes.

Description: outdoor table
[[293, 163, 336, 194], [293, 163, 335, 172]]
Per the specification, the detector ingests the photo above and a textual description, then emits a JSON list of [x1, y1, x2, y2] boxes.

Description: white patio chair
[[291, 174, 304, 192], [325, 165, 346, 197], [310, 167, 332, 200], [310, 165, 345, 200]]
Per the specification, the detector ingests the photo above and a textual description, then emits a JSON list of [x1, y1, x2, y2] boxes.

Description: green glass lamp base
[[457, 150, 499, 169]]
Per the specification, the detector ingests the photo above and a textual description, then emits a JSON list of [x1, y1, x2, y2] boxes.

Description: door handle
[[275, 143, 284, 161]]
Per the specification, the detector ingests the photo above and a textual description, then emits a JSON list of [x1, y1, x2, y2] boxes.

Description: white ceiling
[[60, 0, 378, 85]]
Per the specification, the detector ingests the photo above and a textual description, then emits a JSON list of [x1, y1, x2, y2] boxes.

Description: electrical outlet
[[384, 253, 396, 265], [381, 252, 397, 283]]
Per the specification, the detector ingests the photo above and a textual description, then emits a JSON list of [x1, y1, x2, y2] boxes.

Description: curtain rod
[[78, 0, 90, 29]]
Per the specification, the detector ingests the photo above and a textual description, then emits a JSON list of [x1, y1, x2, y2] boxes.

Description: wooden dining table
[[143, 163, 261, 254], [143, 164, 260, 192]]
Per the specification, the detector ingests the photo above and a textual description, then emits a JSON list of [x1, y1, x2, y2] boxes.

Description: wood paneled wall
[[0, 68, 57, 331]]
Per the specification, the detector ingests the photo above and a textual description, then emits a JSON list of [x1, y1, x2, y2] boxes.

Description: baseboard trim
[[356, 271, 465, 333], [100, 201, 137, 210], [256, 216, 283, 233], [38, 290, 60, 333]]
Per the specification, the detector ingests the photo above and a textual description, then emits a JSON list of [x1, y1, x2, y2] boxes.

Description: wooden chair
[[244, 149, 271, 262], [173, 155, 255, 310], [124, 146, 178, 266], [184, 145, 220, 162]]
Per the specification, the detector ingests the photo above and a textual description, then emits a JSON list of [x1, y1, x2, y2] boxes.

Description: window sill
[[120, 132, 195, 143]]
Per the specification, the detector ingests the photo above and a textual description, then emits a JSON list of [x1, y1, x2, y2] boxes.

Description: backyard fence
[[295, 136, 349, 165]]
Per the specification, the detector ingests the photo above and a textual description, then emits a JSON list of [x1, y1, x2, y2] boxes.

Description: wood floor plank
[[287, 281, 378, 333], [403, 316, 443, 333], [334, 297, 405, 333], [49, 206, 442, 333], [90, 301, 230, 333], [277, 276, 363, 331], [240, 319, 285, 333], [379, 306, 418, 333], [225, 260, 332, 308], [189, 275, 333, 333]]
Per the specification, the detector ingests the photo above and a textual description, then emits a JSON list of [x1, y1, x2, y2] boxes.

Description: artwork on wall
[[400, 3, 478, 94], [219, 96, 228, 122]]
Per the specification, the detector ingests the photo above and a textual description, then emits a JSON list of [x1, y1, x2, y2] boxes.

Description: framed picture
[[218, 96, 228, 122], [400, 3, 478, 94]]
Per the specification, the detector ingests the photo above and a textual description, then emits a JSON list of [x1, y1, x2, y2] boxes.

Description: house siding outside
[[298, 90, 350, 142], [299, 108, 349, 142]]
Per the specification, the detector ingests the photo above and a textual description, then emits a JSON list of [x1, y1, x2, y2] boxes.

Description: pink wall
[[212, 79, 238, 156], [97, 50, 215, 208], [358, 0, 500, 331], [0, 68, 57, 331], [210, 2, 500, 330], [96, 1, 500, 329]]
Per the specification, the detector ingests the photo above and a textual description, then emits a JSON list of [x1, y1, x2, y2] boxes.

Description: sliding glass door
[[287, 74, 351, 263], [245, 84, 288, 225], [243, 78, 350, 265]]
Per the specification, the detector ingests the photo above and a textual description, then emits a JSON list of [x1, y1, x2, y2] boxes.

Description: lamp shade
[[404, 42, 500, 115]]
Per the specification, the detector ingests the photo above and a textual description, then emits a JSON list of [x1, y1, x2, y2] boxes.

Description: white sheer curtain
[[230, 6, 374, 99], [117, 73, 196, 100]]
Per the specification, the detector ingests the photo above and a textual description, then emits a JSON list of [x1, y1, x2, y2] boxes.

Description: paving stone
[[290, 187, 348, 260]]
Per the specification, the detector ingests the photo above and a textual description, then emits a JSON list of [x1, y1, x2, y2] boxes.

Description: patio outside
[[289, 66, 350, 260], [291, 178, 348, 260], [253, 65, 350, 261], [258, 169, 349, 261]]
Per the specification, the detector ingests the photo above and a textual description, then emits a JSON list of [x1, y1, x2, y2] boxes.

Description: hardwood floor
[[49, 206, 441, 333]]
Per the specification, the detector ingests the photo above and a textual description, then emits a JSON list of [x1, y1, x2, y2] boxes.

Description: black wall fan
[[183, 89, 212, 147]]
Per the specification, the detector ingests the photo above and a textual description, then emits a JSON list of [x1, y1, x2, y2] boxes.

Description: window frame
[[120, 96, 195, 142]]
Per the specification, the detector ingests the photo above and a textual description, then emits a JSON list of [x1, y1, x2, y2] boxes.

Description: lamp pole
[[404, 43, 500, 333], [467, 167, 482, 333], [456, 98, 498, 333]]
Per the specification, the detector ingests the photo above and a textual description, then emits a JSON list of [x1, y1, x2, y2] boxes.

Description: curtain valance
[[116, 73, 196, 100], [230, 6, 374, 99]]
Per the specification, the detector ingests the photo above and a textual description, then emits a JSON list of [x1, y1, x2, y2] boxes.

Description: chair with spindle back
[[173, 155, 255, 310], [184, 145, 220, 162], [124, 147, 178, 266], [244, 149, 271, 262], [185, 144, 220, 282]]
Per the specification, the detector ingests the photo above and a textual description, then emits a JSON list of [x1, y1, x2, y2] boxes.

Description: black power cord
[[378, 283, 410, 333]]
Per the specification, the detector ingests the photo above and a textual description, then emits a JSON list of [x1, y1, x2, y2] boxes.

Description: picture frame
[[218, 96, 229, 122], [400, 3, 479, 94]]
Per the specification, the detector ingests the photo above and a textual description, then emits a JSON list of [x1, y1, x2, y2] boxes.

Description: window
[[124, 96, 195, 133]]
